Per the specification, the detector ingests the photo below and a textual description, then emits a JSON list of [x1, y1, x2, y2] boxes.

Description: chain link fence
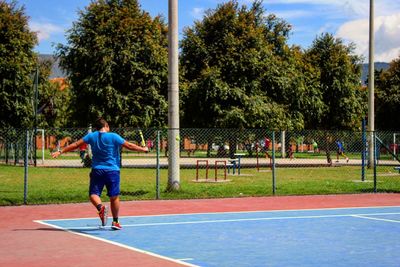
[[1, 128, 399, 205]]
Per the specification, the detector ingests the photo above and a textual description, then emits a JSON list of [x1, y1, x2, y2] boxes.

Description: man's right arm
[[122, 141, 148, 153]]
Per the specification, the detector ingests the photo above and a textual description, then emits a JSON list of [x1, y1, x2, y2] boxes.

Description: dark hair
[[94, 117, 108, 130]]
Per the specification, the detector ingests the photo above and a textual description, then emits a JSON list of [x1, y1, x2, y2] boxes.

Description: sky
[[16, 0, 400, 63]]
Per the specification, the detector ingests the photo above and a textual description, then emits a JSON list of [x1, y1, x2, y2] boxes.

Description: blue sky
[[16, 0, 400, 62]]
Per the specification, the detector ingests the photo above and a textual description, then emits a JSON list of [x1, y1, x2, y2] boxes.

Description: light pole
[[167, 0, 180, 190], [368, 0, 375, 168]]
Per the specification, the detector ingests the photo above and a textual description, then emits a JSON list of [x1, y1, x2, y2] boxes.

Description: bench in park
[[227, 158, 239, 174]]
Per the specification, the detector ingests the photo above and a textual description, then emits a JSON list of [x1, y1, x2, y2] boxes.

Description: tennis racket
[[139, 130, 146, 147]]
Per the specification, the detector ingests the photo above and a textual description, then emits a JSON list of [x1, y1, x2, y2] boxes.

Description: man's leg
[[90, 194, 108, 227], [110, 195, 122, 230], [110, 195, 120, 219], [90, 193, 102, 207]]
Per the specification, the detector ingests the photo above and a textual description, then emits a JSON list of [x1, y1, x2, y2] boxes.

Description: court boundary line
[[352, 215, 400, 223], [34, 220, 199, 267], [36, 205, 400, 222], [38, 211, 400, 229]]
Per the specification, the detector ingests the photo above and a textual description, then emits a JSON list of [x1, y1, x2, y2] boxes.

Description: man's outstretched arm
[[51, 139, 85, 158], [122, 141, 148, 153]]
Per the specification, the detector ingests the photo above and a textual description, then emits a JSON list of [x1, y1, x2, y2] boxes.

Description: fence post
[[156, 130, 160, 199], [361, 118, 366, 181], [373, 131, 377, 192], [272, 131, 276, 195], [24, 130, 29, 204]]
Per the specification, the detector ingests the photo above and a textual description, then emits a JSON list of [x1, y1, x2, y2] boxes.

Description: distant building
[[49, 77, 68, 90]]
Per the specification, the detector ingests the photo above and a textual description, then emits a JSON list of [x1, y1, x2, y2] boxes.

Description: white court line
[[37, 205, 400, 222], [352, 215, 400, 223], [34, 220, 199, 267], [48, 212, 400, 229], [117, 212, 400, 227]]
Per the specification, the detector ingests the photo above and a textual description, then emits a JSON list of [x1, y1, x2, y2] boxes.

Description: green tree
[[375, 56, 400, 130], [56, 0, 168, 127], [180, 0, 322, 131], [305, 33, 366, 130], [0, 0, 37, 128], [36, 58, 72, 128]]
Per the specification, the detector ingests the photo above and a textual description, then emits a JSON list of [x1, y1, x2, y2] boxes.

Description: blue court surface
[[36, 206, 400, 267]]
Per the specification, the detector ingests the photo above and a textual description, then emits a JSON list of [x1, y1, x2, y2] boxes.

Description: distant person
[[325, 135, 333, 165], [147, 139, 153, 152], [264, 137, 271, 158], [336, 140, 349, 163], [51, 118, 148, 230], [79, 142, 88, 161], [287, 142, 294, 160], [312, 140, 319, 153]]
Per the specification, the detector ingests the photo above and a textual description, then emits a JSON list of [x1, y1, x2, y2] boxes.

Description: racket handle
[[139, 131, 145, 147]]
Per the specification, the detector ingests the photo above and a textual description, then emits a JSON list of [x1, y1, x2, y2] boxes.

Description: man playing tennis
[[51, 118, 148, 230]]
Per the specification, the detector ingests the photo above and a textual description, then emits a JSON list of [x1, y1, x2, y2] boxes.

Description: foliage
[[0, 0, 37, 128], [34, 58, 72, 128], [56, 0, 168, 128], [375, 56, 400, 130], [180, 0, 306, 130], [305, 33, 366, 130]]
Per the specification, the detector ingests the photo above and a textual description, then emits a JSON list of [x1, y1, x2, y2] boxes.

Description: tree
[[36, 58, 72, 128], [181, 1, 304, 129], [305, 33, 366, 130], [375, 56, 400, 130], [0, 0, 37, 128], [56, 0, 168, 127], [180, 0, 322, 131]]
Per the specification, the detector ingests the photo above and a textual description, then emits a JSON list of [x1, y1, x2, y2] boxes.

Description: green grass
[[0, 164, 399, 206]]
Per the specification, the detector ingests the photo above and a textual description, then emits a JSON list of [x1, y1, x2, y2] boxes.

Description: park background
[[1, 0, 400, 205]]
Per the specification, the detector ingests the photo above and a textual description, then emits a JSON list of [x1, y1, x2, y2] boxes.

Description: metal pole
[[272, 131, 276, 195], [156, 131, 160, 199], [281, 131, 286, 158], [24, 130, 29, 204], [368, 0, 375, 168], [393, 133, 396, 160], [167, 0, 180, 190], [373, 132, 377, 192], [41, 129, 45, 164], [361, 118, 366, 181], [34, 67, 39, 167]]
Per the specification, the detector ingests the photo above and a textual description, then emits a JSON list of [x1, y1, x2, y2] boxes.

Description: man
[[335, 140, 349, 163], [264, 137, 271, 158], [51, 118, 148, 230]]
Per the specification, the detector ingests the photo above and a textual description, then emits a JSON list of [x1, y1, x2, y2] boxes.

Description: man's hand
[[51, 150, 62, 158]]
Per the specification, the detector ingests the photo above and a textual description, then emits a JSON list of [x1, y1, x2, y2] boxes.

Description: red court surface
[[1, 193, 399, 267]]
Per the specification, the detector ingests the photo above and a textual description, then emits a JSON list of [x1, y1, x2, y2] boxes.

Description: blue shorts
[[89, 169, 120, 197]]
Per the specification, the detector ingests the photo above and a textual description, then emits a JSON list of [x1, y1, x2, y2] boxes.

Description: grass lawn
[[0, 164, 399, 206]]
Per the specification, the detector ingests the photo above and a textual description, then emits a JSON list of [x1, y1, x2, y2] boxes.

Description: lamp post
[[167, 0, 180, 190], [368, 0, 375, 168]]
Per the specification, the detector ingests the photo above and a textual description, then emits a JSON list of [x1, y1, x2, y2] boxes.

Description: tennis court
[[36, 205, 400, 267]]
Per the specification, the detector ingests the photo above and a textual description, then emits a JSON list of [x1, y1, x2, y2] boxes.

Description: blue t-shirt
[[336, 141, 344, 151], [83, 131, 125, 170]]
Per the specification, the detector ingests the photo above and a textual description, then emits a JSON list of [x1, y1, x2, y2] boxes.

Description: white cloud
[[336, 13, 400, 62], [30, 22, 64, 42], [275, 9, 314, 19], [191, 7, 205, 20], [264, 0, 400, 18]]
